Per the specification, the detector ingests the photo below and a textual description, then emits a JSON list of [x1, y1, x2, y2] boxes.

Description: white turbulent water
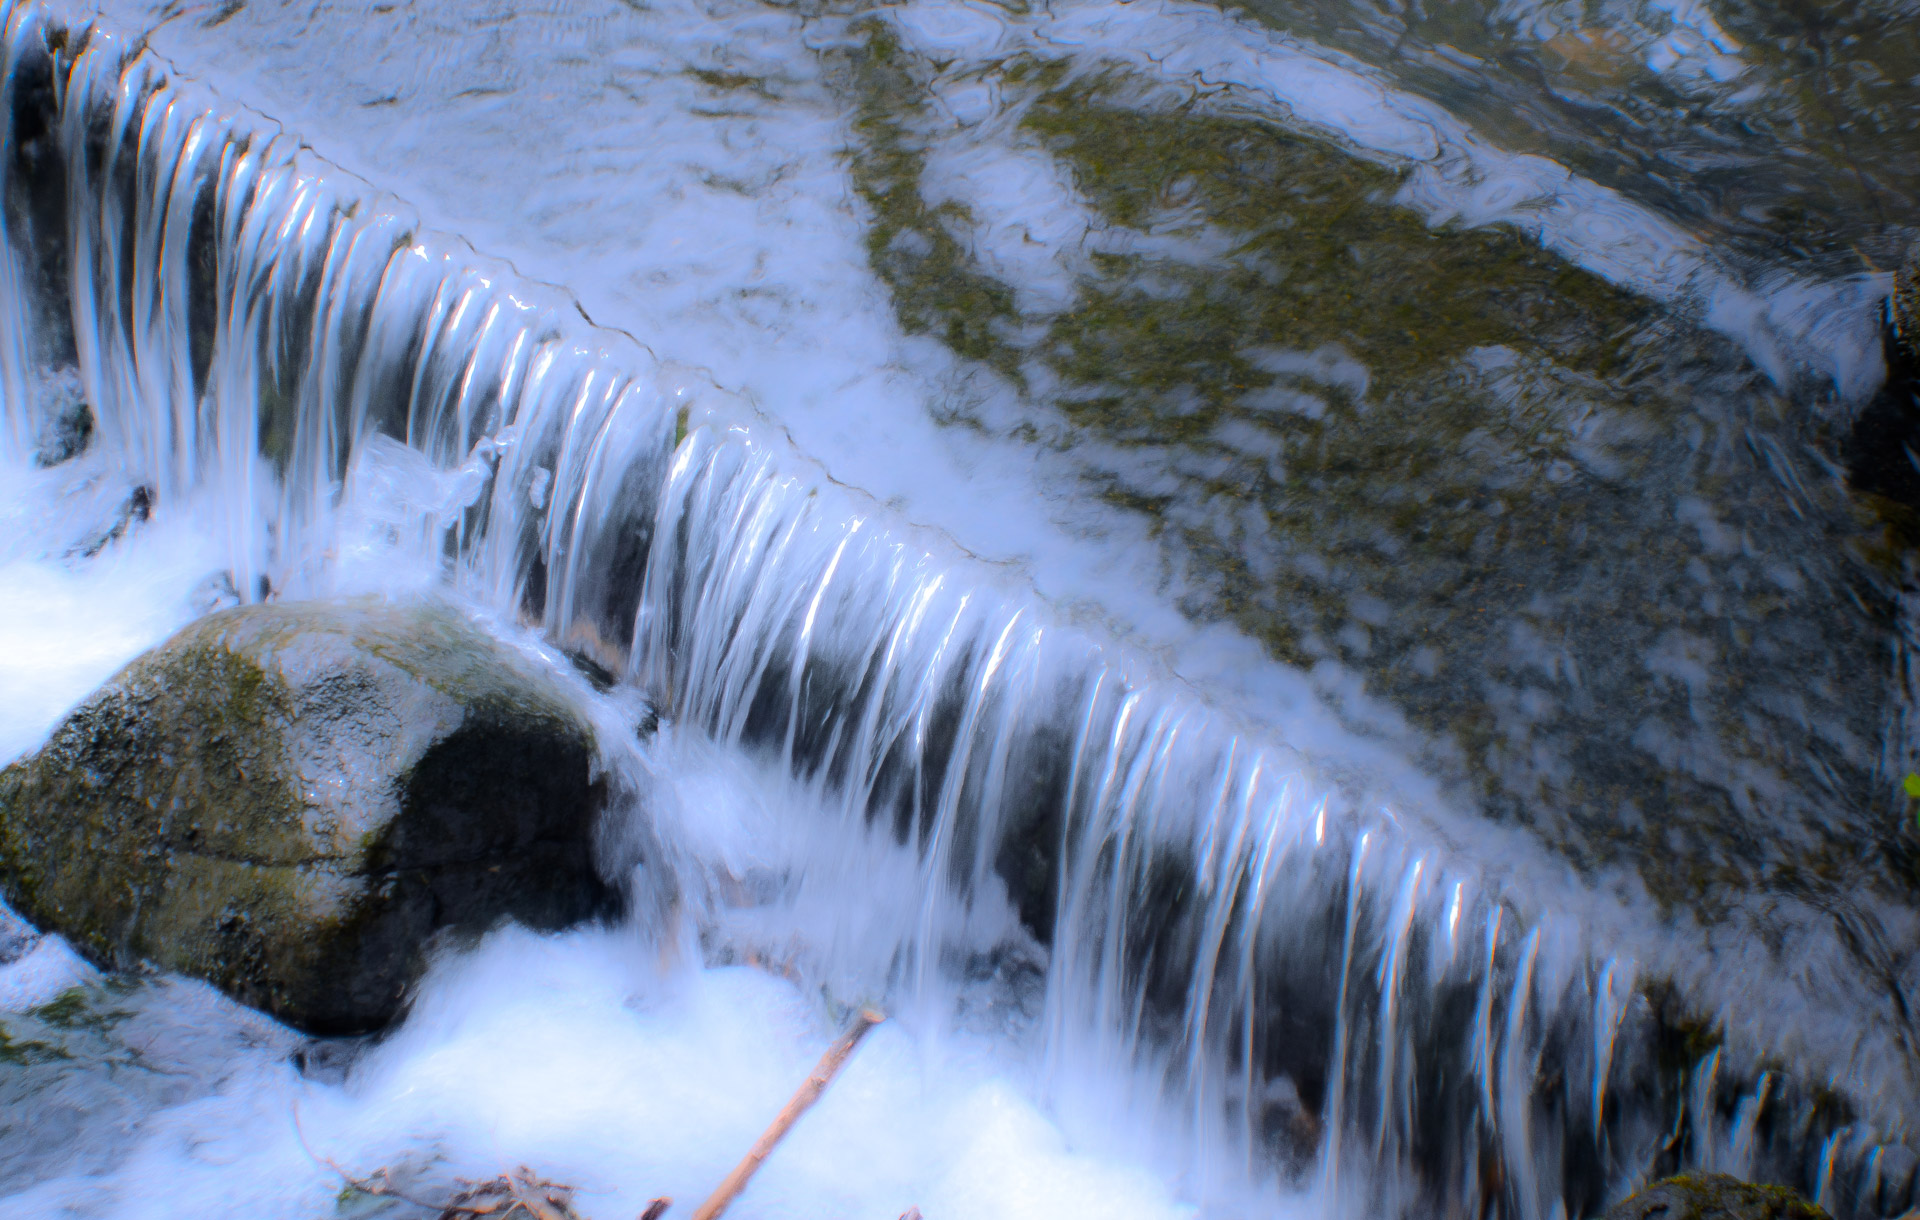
[[0, 0, 1914, 1218], [0, 748, 1223, 1220]]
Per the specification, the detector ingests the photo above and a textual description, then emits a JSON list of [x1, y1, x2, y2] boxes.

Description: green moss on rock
[[0, 1022, 67, 1066], [1021, 78, 1652, 394], [1606, 1174, 1831, 1220], [841, 20, 1026, 382]]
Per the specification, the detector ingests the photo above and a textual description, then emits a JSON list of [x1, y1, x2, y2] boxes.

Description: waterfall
[[0, 4, 1914, 1217]]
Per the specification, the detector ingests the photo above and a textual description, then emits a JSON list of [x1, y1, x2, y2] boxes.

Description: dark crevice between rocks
[[3, 26, 76, 375], [3, 26, 96, 472], [1847, 294, 1920, 554]]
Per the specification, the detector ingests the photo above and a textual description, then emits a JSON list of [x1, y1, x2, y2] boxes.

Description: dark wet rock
[[0, 597, 622, 1035], [1849, 251, 1920, 521], [0, 976, 299, 1190], [31, 382, 90, 468], [1606, 1174, 1832, 1220], [70, 484, 151, 559], [0, 892, 36, 966], [1893, 248, 1919, 364], [564, 646, 618, 693]]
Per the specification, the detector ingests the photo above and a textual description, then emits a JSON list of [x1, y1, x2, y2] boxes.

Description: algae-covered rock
[[0, 597, 621, 1034], [1893, 247, 1920, 367], [1606, 1174, 1832, 1220]]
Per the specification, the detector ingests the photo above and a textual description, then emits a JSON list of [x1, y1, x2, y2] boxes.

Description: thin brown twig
[[690, 1009, 885, 1220]]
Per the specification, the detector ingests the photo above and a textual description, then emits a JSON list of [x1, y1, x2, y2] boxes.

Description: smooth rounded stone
[[1605, 1174, 1832, 1220], [0, 597, 623, 1034]]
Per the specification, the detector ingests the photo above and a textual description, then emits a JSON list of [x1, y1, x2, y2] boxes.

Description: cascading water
[[0, 2, 1915, 1218]]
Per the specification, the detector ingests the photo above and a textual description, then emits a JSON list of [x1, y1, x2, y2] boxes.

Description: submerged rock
[[0, 598, 622, 1034], [31, 392, 89, 469], [1606, 1174, 1832, 1220]]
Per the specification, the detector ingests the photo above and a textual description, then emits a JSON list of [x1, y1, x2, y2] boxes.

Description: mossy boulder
[[1606, 1174, 1832, 1220], [0, 597, 621, 1034]]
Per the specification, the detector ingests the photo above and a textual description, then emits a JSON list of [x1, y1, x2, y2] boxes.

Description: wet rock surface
[[1606, 1173, 1832, 1220], [0, 597, 621, 1034], [0, 976, 298, 1191]]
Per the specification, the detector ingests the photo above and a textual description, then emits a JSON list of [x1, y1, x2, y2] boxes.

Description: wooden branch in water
[[689, 1009, 885, 1220]]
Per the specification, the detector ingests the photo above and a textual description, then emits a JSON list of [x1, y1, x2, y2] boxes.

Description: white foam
[[0, 932, 94, 1012], [0, 454, 223, 763], [0, 925, 1229, 1219]]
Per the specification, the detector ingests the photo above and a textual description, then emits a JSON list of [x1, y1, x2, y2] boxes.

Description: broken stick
[[689, 1009, 885, 1220]]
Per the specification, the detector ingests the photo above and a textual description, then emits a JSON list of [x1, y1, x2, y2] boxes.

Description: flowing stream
[[0, 0, 1917, 1216]]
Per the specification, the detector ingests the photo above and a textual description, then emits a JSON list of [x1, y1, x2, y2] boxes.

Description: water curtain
[[0, 7, 1910, 1217]]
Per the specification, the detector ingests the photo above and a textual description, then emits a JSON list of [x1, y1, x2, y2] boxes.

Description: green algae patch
[[841, 20, 1026, 382], [1021, 77, 1653, 396], [0, 1022, 68, 1067], [0, 980, 156, 1070], [1606, 1173, 1831, 1220], [687, 67, 777, 97], [28, 984, 136, 1033]]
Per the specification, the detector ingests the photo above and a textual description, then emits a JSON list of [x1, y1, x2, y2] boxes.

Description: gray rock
[[0, 597, 623, 1034]]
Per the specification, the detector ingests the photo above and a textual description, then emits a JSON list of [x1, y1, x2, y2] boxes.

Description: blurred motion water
[[0, 0, 1916, 1216]]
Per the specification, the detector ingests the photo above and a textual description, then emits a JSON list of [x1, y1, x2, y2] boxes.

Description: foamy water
[[2, 930, 1227, 1220], [0, 466, 1258, 1218], [0, 454, 210, 760]]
